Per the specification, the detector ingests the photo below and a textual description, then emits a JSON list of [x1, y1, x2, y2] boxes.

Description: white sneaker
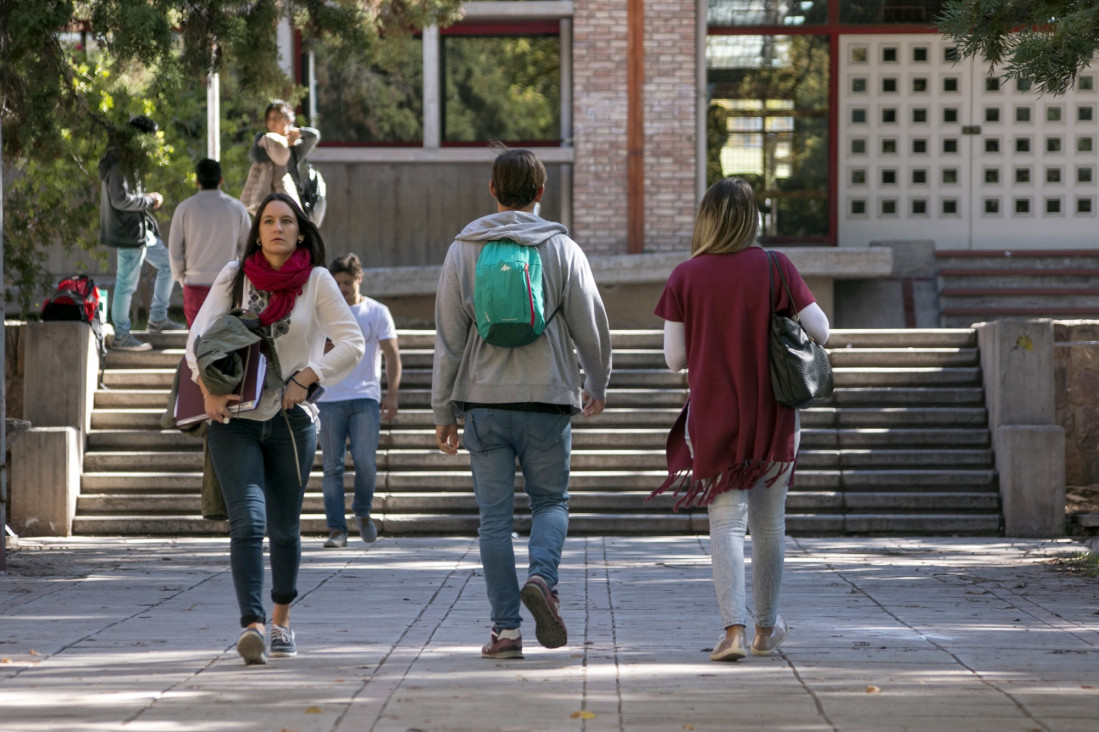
[[750, 615, 789, 656], [710, 627, 747, 661]]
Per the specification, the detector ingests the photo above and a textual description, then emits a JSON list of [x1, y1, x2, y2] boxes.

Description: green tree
[[937, 1, 1099, 95], [0, 0, 463, 312]]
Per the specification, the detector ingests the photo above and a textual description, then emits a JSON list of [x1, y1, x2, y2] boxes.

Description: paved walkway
[[2, 535, 1097, 731]]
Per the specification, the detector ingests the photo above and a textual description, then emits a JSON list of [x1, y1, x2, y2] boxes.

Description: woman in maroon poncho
[[652, 178, 830, 661]]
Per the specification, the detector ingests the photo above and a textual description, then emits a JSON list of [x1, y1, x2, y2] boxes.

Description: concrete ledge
[[997, 425, 1066, 537], [361, 247, 893, 297], [11, 427, 80, 537]]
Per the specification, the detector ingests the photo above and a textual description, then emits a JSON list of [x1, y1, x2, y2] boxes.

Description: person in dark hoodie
[[431, 149, 613, 660], [98, 114, 184, 350]]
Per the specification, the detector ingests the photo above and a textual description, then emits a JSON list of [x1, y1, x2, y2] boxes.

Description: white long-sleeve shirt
[[186, 261, 365, 421]]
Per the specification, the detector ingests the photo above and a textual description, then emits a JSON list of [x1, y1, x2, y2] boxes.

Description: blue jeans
[[318, 399, 380, 531], [462, 408, 572, 632], [112, 238, 174, 336], [207, 408, 318, 627]]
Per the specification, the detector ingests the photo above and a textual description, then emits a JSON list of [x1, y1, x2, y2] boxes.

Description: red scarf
[[243, 247, 312, 326]]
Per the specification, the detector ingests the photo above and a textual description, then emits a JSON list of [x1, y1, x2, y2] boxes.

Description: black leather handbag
[[766, 250, 833, 408]]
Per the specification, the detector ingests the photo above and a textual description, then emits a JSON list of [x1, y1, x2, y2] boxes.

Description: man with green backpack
[[432, 149, 613, 660]]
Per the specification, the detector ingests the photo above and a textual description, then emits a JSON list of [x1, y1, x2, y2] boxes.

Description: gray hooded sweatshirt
[[431, 211, 612, 425]]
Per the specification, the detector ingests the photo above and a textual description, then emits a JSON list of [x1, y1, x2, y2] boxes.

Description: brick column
[[573, 0, 698, 255]]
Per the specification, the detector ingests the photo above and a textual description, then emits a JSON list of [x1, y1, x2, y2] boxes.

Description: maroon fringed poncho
[[651, 247, 815, 510]]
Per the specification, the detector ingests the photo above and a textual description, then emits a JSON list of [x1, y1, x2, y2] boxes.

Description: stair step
[[939, 294, 1099, 310], [826, 348, 977, 367]]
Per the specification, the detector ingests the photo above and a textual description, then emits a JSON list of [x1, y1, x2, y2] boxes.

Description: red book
[[174, 342, 267, 426]]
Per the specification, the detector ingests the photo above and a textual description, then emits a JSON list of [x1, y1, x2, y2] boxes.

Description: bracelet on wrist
[[290, 375, 307, 390]]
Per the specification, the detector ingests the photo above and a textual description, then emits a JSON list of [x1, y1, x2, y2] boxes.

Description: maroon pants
[[183, 285, 212, 327]]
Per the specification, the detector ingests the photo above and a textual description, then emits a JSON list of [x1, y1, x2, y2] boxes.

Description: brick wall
[[572, 0, 697, 255]]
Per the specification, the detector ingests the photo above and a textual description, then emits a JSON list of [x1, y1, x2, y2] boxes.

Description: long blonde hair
[[690, 178, 759, 257]]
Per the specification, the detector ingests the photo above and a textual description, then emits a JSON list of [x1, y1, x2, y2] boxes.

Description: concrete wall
[[977, 319, 1066, 537]]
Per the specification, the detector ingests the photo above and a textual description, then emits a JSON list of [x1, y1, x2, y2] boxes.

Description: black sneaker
[[520, 575, 567, 648], [269, 624, 297, 658], [147, 317, 186, 332]]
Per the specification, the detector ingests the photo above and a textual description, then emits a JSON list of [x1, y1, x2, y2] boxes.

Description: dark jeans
[[207, 407, 317, 627]]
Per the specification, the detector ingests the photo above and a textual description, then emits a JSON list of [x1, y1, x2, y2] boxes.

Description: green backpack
[[474, 239, 558, 347]]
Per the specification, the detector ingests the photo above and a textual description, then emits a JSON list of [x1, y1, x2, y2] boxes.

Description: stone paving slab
[[1, 535, 1097, 732]]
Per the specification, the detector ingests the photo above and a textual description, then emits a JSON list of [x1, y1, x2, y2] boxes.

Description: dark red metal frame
[[709, 3, 940, 245]]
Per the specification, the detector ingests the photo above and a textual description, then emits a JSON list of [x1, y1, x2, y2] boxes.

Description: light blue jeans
[[318, 399, 381, 531], [462, 408, 572, 632], [707, 421, 800, 629], [112, 238, 173, 336]]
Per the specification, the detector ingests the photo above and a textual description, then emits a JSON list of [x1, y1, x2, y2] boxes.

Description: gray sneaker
[[147, 317, 186, 332], [270, 624, 296, 657], [112, 333, 152, 352], [323, 529, 347, 548], [357, 516, 378, 543], [236, 628, 267, 666]]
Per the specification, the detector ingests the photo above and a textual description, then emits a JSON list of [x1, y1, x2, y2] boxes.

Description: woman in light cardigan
[[186, 192, 364, 666], [652, 178, 829, 662]]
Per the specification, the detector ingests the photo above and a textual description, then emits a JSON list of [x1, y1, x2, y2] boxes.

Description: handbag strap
[[766, 249, 802, 322]]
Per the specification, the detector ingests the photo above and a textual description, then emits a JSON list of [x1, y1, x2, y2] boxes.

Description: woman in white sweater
[[187, 192, 363, 666]]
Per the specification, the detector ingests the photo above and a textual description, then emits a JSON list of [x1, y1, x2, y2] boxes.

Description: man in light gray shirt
[[168, 158, 252, 325]]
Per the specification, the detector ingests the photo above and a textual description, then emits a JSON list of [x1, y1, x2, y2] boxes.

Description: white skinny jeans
[[692, 412, 800, 629]]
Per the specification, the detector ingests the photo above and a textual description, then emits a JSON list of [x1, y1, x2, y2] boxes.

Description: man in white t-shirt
[[318, 253, 402, 547]]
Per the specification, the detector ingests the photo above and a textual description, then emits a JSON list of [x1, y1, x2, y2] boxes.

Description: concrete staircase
[[936, 250, 1099, 327], [75, 329, 1001, 536]]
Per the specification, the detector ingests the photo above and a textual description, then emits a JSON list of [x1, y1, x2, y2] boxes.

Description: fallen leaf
[[304, 707, 322, 714], [865, 685, 881, 694], [570, 710, 597, 719], [1082, 685, 1095, 690], [28, 650, 40, 656], [684, 725, 697, 731], [0, 659, 10, 663]]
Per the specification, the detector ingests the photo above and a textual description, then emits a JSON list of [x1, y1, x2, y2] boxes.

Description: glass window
[[913, 47, 928, 62], [1047, 106, 1063, 122], [984, 138, 999, 154], [911, 199, 927, 215], [850, 199, 867, 215], [942, 168, 958, 184], [883, 47, 897, 63], [1046, 198, 1062, 215], [943, 108, 958, 123], [1079, 137, 1094, 153], [851, 108, 867, 124], [882, 78, 897, 93], [1046, 167, 1062, 184], [912, 138, 927, 154], [442, 33, 561, 144], [1077, 198, 1093, 214], [984, 168, 999, 184], [1079, 106, 1094, 122], [882, 108, 897, 124], [882, 138, 897, 154], [1046, 137, 1062, 153], [913, 108, 928, 123], [1015, 167, 1031, 184], [912, 77, 928, 93], [985, 107, 1000, 123], [1078, 166, 1094, 184], [1016, 106, 1031, 122], [984, 198, 1000, 215], [851, 169, 867, 185], [1016, 137, 1031, 153], [312, 36, 424, 143], [709, 1, 827, 26], [942, 198, 958, 215], [852, 77, 867, 93], [912, 169, 927, 184], [851, 138, 867, 154], [706, 34, 829, 238], [881, 199, 897, 215], [986, 77, 1001, 92], [1079, 76, 1095, 91], [851, 46, 868, 63], [841, 1, 947, 23], [1014, 198, 1030, 214], [943, 77, 958, 93], [1016, 78, 1032, 92], [943, 138, 958, 153], [881, 169, 897, 185]]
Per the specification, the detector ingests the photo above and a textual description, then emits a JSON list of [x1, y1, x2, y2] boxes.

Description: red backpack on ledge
[[41, 275, 100, 325]]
